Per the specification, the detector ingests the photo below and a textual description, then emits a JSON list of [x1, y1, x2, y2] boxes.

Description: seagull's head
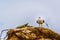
[[39, 17, 42, 19]]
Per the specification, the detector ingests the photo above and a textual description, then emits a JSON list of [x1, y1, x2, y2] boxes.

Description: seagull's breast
[[37, 19, 44, 24]]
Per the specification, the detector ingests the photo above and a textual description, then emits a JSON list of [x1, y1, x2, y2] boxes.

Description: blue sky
[[0, 0, 60, 37]]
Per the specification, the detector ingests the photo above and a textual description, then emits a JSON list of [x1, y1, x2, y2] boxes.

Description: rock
[[6, 25, 60, 40]]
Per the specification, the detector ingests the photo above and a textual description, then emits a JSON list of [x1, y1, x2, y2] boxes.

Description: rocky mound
[[6, 24, 60, 40]]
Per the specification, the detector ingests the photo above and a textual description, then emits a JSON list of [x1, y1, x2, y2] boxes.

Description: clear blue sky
[[0, 0, 60, 36]]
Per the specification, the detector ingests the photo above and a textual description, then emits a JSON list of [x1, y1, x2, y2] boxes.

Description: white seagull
[[36, 17, 45, 27]]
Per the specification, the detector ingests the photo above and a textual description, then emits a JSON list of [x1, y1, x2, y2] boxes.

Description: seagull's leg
[[41, 24, 43, 27], [39, 24, 41, 27]]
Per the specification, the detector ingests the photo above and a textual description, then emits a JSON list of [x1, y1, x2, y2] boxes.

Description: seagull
[[36, 17, 45, 27]]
